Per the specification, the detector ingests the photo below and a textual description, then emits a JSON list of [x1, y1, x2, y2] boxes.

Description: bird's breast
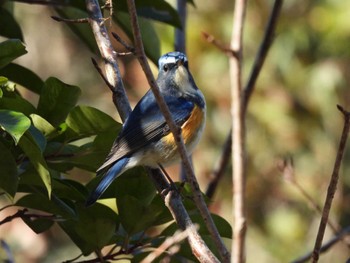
[[162, 104, 205, 152]]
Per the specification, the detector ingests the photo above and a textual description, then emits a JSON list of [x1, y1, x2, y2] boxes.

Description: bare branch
[[174, 0, 187, 53], [141, 227, 194, 263], [278, 157, 345, 237], [111, 32, 135, 53], [126, 0, 229, 261], [85, 0, 131, 121], [230, 0, 247, 262], [206, 132, 232, 199], [51, 16, 89, 23], [311, 105, 350, 262], [203, 0, 283, 200], [202, 32, 238, 58], [0, 209, 56, 225], [292, 226, 350, 263], [242, 0, 283, 112], [11, 0, 66, 6]]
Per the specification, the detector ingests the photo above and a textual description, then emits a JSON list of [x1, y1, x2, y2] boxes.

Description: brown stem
[[311, 105, 350, 262], [292, 226, 350, 263], [85, 0, 131, 121], [230, 0, 247, 262], [126, 0, 229, 261], [242, 0, 283, 112], [51, 16, 89, 23], [203, 0, 283, 200]]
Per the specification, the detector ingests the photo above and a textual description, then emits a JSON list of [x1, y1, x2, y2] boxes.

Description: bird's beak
[[177, 58, 185, 67]]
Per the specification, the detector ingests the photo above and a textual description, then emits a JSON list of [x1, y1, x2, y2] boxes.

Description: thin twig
[[175, 0, 189, 182], [174, 0, 187, 54], [203, 0, 283, 199], [277, 157, 350, 242], [51, 16, 89, 23], [111, 32, 135, 53], [202, 32, 238, 58], [292, 226, 350, 263], [141, 228, 193, 263], [230, 0, 247, 262], [126, 0, 229, 261], [205, 132, 232, 199], [91, 57, 116, 93], [12, 0, 65, 5], [311, 105, 350, 262], [0, 209, 56, 225], [242, 0, 283, 112], [85, 0, 131, 121]]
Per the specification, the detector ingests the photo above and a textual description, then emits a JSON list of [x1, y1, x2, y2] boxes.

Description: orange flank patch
[[162, 105, 204, 146]]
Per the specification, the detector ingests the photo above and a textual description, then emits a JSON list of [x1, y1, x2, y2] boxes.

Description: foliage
[[0, 0, 231, 262]]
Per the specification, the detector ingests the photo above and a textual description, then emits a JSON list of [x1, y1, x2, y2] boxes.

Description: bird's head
[[157, 52, 198, 95]]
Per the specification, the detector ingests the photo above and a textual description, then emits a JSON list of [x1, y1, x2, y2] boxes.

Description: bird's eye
[[163, 64, 169, 72]]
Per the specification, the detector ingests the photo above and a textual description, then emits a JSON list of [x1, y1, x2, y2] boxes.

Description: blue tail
[[86, 157, 129, 206]]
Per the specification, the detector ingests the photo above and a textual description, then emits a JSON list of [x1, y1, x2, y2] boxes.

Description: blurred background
[[1, 0, 350, 262]]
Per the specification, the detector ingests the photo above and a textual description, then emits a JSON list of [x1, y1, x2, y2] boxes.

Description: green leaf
[[0, 63, 43, 94], [27, 125, 47, 153], [0, 110, 31, 144], [114, 12, 160, 65], [18, 132, 51, 197], [59, 203, 118, 255], [0, 8, 24, 41], [86, 167, 152, 201], [114, 0, 181, 28], [162, 213, 232, 239], [66, 105, 120, 137], [0, 76, 8, 85], [54, 7, 98, 53], [52, 178, 87, 202], [0, 39, 27, 69], [118, 194, 169, 235], [37, 77, 81, 127], [0, 95, 37, 116], [16, 193, 76, 219], [0, 140, 18, 198], [30, 114, 57, 138], [22, 217, 54, 234]]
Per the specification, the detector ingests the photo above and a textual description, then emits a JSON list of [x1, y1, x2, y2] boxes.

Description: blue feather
[[86, 157, 129, 206]]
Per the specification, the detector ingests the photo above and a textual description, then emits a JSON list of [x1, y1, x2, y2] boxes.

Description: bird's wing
[[96, 92, 194, 173]]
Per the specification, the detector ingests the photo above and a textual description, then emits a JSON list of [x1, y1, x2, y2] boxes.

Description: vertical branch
[[85, 0, 131, 121], [311, 105, 350, 262], [229, 0, 247, 263], [242, 0, 283, 112], [203, 0, 283, 199], [85, 1, 219, 261], [126, 0, 229, 261], [175, 0, 187, 53], [175, 0, 190, 181]]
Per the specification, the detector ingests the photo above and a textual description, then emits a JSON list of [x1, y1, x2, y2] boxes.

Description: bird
[[86, 51, 206, 206]]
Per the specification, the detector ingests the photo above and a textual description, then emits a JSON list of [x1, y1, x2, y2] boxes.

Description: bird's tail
[[85, 157, 129, 206]]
